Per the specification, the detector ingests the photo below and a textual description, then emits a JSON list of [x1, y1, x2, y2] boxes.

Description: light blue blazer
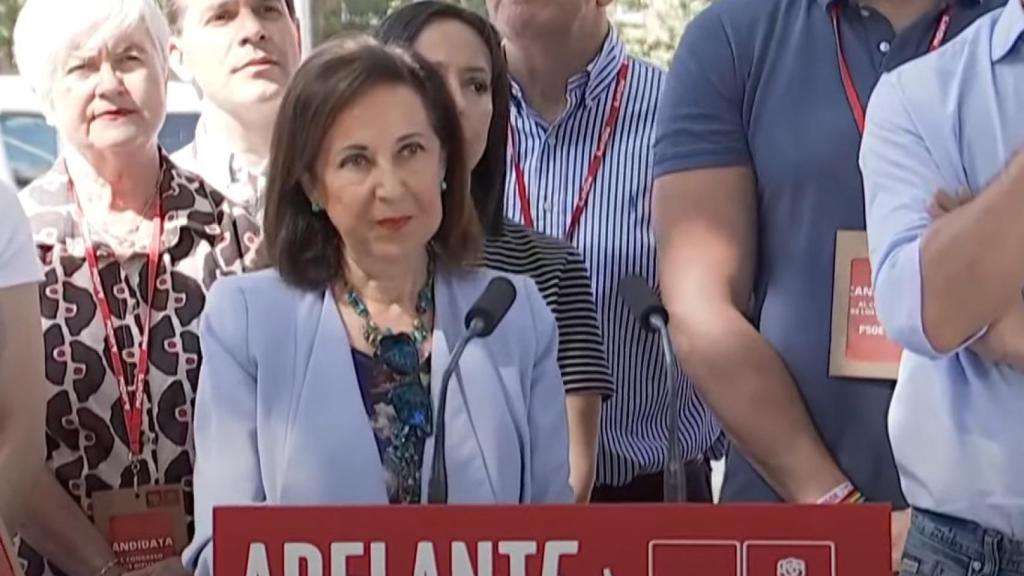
[[183, 266, 572, 574]]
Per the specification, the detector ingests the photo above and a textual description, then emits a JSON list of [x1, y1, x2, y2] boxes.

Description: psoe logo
[[777, 557, 806, 576]]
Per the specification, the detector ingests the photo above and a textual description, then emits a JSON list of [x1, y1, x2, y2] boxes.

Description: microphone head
[[465, 277, 517, 337], [618, 275, 668, 332]]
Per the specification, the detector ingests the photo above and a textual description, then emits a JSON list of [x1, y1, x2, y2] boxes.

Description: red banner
[[214, 504, 889, 576]]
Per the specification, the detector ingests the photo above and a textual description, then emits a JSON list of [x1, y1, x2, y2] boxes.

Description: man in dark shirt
[[651, 0, 1003, 569]]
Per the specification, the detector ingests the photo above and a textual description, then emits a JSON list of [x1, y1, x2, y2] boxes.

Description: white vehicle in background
[[0, 75, 201, 190]]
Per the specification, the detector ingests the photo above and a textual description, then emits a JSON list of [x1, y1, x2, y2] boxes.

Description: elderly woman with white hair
[[11, 1, 258, 576]]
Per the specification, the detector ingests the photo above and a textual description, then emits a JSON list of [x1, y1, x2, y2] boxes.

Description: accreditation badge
[[92, 485, 189, 571], [829, 230, 902, 380]]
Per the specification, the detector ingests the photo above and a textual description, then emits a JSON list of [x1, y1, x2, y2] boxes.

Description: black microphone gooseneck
[[618, 275, 687, 503], [428, 277, 517, 503]]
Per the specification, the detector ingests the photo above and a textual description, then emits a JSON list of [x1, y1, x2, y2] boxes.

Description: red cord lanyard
[[69, 178, 163, 462], [509, 61, 630, 241], [832, 3, 951, 135]]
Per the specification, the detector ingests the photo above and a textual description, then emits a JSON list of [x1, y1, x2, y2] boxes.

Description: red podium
[[213, 504, 889, 575]]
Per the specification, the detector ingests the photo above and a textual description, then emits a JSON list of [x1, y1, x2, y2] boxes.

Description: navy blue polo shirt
[[653, 0, 1004, 503]]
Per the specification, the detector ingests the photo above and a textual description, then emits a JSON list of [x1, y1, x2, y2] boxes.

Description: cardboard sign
[[830, 230, 902, 380], [92, 486, 188, 571], [0, 521, 22, 576], [213, 504, 890, 576]]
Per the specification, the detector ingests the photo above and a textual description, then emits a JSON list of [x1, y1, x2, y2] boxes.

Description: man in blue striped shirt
[[486, 0, 723, 501]]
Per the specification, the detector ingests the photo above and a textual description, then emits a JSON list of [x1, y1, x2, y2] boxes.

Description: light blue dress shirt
[[861, 0, 1024, 537]]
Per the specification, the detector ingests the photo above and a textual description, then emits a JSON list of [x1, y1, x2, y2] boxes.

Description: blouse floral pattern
[[351, 349, 433, 504]]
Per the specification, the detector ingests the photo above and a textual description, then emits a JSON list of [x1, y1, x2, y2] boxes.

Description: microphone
[[618, 276, 687, 503], [619, 276, 669, 332], [428, 277, 517, 504], [464, 276, 517, 337]]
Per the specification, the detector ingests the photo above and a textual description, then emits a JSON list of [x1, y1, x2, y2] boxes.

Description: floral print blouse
[[351, 349, 433, 504], [16, 152, 259, 576]]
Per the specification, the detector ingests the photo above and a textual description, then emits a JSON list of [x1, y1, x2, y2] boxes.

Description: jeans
[[901, 509, 1024, 576]]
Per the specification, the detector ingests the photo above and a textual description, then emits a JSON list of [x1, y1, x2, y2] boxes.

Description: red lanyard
[[832, 3, 951, 135], [69, 179, 163, 458], [509, 61, 630, 241]]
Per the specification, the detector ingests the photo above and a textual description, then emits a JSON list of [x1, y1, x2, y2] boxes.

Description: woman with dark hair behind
[[378, 0, 614, 504], [183, 35, 572, 575]]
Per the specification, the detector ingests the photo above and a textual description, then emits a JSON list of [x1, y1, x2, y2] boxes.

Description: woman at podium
[[377, 1, 615, 504], [184, 36, 573, 575]]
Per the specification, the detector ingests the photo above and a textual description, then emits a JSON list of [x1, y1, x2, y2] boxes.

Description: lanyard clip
[[131, 459, 142, 497]]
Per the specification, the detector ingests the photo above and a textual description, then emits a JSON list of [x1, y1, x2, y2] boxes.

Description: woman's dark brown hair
[[377, 2, 511, 237], [262, 34, 481, 291]]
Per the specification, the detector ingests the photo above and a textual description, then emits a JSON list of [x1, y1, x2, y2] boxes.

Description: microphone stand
[[428, 317, 485, 504], [651, 314, 687, 503]]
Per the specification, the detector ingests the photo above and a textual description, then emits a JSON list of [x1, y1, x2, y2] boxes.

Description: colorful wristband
[[816, 481, 858, 504], [841, 489, 867, 504]]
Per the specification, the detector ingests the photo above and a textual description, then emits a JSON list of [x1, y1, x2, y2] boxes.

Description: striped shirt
[[504, 27, 722, 486], [483, 221, 614, 397]]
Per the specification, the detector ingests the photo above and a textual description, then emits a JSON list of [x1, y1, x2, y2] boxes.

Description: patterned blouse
[[351, 349, 433, 504], [16, 153, 260, 576]]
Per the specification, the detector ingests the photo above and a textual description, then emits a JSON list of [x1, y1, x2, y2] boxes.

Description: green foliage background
[[0, 0, 711, 73]]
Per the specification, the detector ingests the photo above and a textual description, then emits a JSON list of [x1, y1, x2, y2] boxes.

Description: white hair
[[13, 0, 171, 108]]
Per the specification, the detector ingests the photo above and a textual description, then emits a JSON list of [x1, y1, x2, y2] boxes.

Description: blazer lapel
[[278, 290, 388, 504], [423, 271, 515, 503]]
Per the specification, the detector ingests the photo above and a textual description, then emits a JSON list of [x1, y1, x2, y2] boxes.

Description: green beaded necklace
[[344, 257, 435, 350]]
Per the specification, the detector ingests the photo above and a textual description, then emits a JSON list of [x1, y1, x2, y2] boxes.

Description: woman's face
[[50, 21, 167, 156], [413, 18, 493, 170], [311, 83, 446, 265]]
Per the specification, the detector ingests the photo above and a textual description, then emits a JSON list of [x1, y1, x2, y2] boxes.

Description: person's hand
[[122, 558, 191, 576], [928, 189, 972, 219], [891, 509, 911, 573]]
